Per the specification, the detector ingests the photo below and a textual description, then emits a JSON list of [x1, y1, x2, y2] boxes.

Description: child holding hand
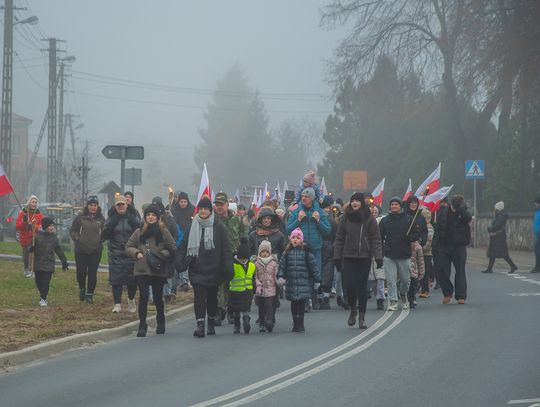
[[254, 240, 279, 332]]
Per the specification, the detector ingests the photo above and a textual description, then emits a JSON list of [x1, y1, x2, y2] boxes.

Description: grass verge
[[0, 241, 109, 263], [0, 259, 192, 352]]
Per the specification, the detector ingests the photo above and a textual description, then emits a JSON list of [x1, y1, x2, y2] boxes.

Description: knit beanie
[[144, 204, 161, 218], [236, 237, 250, 260], [258, 240, 272, 256], [301, 187, 316, 201], [177, 191, 189, 201], [494, 201, 504, 211], [290, 228, 304, 242], [389, 196, 402, 207], [41, 217, 55, 230], [349, 192, 364, 203], [87, 195, 99, 205], [197, 197, 213, 211], [321, 195, 334, 209], [302, 170, 316, 186]]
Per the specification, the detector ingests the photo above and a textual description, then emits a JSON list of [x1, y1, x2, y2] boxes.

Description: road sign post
[[465, 160, 485, 247], [124, 168, 142, 194], [101, 145, 144, 193]]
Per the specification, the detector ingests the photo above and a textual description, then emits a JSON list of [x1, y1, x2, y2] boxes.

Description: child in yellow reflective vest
[[229, 238, 255, 334]]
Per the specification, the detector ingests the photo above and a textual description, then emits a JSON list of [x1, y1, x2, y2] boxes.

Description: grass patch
[[0, 241, 109, 263], [0, 259, 192, 352]]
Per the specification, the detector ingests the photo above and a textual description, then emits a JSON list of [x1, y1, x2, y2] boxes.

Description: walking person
[[30, 217, 69, 306], [170, 192, 195, 291], [333, 192, 383, 329], [277, 228, 320, 333], [229, 238, 255, 334], [419, 209, 435, 298], [432, 195, 472, 304], [16, 195, 43, 277], [126, 204, 176, 337], [102, 194, 141, 313], [177, 197, 233, 338], [532, 197, 540, 273], [123, 191, 142, 223], [481, 202, 518, 274], [70, 196, 106, 304], [368, 205, 386, 310], [255, 240, 279, 333]]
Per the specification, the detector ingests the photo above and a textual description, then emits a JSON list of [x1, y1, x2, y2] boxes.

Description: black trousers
[[112, 283, 137, 304], [75, 251, 102, 294], [487, 255, 516, 271], [420, 255, 434, 292], [135, 275, 166, 325], [22, 245, 30, 269], [257, 296, 275, 325], [438, 245, 467, 300], [535, 238, 540, 270], [291, 300, 305, 317], [192, 284, 218, 321], [342, 258, 371, 313], [35, 270, 52, 300]]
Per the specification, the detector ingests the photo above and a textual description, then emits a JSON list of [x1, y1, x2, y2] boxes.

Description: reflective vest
[[230, 262, 255, 292]]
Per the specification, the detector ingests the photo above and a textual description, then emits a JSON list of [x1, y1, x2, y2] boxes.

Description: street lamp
[[14, 15, 39, 26]]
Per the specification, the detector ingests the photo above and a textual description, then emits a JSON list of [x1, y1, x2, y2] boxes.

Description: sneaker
[[39, 298, 48, 307], [401, 300, 410, 310], [376, 299, 384, 310], [442, 296, 452, 304], [457, 299, 466, 305], [419, 291, 430, 298], [387, 301, 398, 311], [530, 269, 539, 274], [128, 299, 136, 313], [24, 269, 33, 278], [481, 269, 492, 274], [508, 267, 518, 274], [112, 304, 122, 313]]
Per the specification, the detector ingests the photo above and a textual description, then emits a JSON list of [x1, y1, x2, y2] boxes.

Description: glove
[[375, 259, 384, 269], [23, 215, 28, 222], [27, 245, 34, 253], [314, 283, 320, 290], [256, 286, 262, 296], [62, 262, 69, 271], [334, 259, 342, 272], [277, 277, 286, 287]]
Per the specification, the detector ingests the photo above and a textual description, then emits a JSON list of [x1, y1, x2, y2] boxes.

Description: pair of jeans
[[342, 258, 371, 313], [164, 270, 179, 296], [135, 275, 166, 325], [35, 270, 52, 300], [384, 257, 411, 302], [438, 245, 467, 300], [192, 284, 218, 321], [533, 237, 539, 270], [368, 279, 385, 300], [112, 284, 137, 304], [22, 245, 30, 270], [75, 251, 102, 294]]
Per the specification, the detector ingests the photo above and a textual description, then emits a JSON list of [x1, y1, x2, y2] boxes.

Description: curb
[[0, 303, 193, 370]]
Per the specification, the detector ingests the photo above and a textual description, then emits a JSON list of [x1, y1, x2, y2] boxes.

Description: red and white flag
[[371, 178, 385, 206], [195, 163, 212, 211], [0, 165, 14, 197], [320, 176, 328, 196], [415, 163, 441, 198], [422, 185, 453, 213], [402, 178, 412, 202]]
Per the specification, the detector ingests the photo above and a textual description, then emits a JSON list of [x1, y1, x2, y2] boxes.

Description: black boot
[[358, 312, 367, 329], [481, 269, 493, 273], [79, 289, 85, 302], [321, 297, 331, 310], [193, 320, 205, 338], [156, 314, 165, 335], [347, 308, 357, 326], [291, 316, 299, 332], [242, 315, 251, 334], [376, 299, 384, 310], [214, 309, 223, 327], [207, 317, 216, 336], [297, 316, 305, 333], [85, 293, 93, 304], [233, 314, 241, 334], [265, 318, 273, 333], [137, 323, 148, 337]]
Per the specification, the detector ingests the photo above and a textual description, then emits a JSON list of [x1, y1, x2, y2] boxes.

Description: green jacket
[[32, 231, 68, 273], [220, 210, 246, 252]]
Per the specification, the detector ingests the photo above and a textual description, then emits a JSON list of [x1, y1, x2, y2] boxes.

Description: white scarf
[[187, 212, 215, 257]]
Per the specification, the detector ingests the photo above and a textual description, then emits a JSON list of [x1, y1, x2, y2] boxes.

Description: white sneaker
[[401, 300, 410, 310], [39, 299, 48, 307], [24, 269, 33, 278], [112, 304, 122, 313], [387, 301, 398, 311], [127, 299, 136, 313]]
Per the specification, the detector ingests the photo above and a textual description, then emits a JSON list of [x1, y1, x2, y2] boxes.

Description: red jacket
[[16, 208, 43, 246]]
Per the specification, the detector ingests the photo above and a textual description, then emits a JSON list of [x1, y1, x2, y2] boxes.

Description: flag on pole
[[257, 188, 263, 208], [252, 188, 258, 207], [0, 165, 15, 197], [320, 177, 328, 196], [422, 185, 453, 213], [283, 180, 289, 192], [263, 182, 268, 201], [195, 163, 212, 212], [415, 163, 441, 197], [234, 188, 240, 203], [403, 178, 412, 201], [276, 182, 282, 201], [371, 178, 385, 206]]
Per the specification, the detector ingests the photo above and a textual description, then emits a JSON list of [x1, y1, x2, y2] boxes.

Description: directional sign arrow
[[101, 145, 124, 159]]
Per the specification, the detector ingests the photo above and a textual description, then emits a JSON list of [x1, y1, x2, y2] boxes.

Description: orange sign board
[[343, 170, 368, 191]]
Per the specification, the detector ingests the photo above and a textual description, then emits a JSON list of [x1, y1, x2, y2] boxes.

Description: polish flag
[[320, 176, 328, 196], [402, 178, 412, 202], [371, 178, 385, 206], [0, 165, 14, 197], [252, 188, 258, 207], [263, 182, 269, 202], [422, 185, 453, 213], [415, 163, 441, 198], [195, 163, 212, 212]]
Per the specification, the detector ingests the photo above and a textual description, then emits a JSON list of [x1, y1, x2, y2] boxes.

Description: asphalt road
[[1, 265, 539, 407]]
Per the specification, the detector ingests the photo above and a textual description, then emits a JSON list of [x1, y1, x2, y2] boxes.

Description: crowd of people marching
[[14, 171, 540, 338]]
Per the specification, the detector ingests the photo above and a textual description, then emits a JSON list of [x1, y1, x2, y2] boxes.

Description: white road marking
[[221, 309, 410, 406], [508, 398, 540, 404], [189, 311, 395, 407], [508, 293, 540, 297]]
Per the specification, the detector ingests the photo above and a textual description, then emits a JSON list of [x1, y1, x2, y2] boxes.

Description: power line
[[14, 51, 46, 90]]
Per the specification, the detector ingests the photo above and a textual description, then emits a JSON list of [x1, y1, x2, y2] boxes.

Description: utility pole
[[46, 38, 57, 202], [80, 140, 89, 205]]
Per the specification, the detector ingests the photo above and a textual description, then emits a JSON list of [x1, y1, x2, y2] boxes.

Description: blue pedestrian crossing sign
[[465, 160, 485, 179]]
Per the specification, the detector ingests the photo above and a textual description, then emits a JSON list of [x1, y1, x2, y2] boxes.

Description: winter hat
[[236, 237, 250, 260], [301, 187, 316, 201], [151, 196, 165, 216], [389, 196, 402, 207], [302, 170, 316, 186], [290, 228, 304, 242], [26, 195, 38, 206], [41, 217, 55, 230], [494, 201, 504, 211], [321, 195, 334, 209], [177, 191, 189, 201], [115, 194, 127, 205], [258, 240, 272, 256], [87, 195, 99, 205], [349, 192, 364, 203], [144, 204, 161, 218], [197, 197, 213, 211]]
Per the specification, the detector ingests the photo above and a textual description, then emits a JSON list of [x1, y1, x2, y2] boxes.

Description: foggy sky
[[8, 0, 344, 204]]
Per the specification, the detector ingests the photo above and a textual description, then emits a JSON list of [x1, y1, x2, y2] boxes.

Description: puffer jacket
[[102, 212, 140, 285], [433, 205, 472, 248], [286, 205, 331, 250], [255, 256, 279, 297], [125, 223, 176, 278], [15, 208, 43, 247], [277, 245, 320, 301], [379, 211, 417, 259], [248, 208, 287, 259], [70, 210, 106, 254], [410, 241, 425, 280], [32, 231, 67, 273]]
